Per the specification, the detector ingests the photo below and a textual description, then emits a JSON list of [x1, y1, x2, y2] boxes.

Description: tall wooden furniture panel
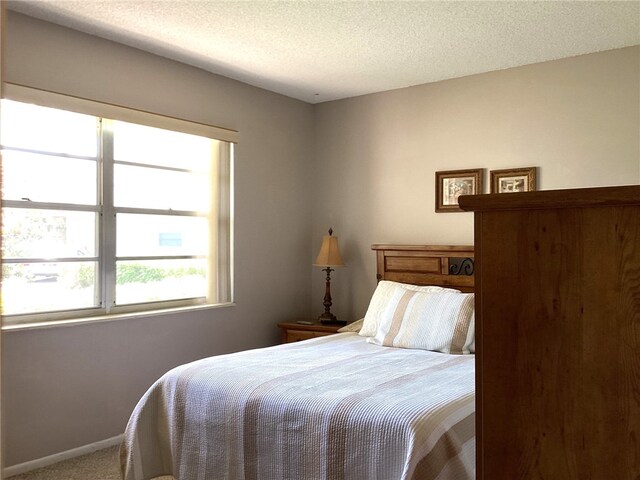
[[460, 185, 640, 480]]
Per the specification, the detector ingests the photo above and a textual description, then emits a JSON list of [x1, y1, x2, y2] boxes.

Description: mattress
[[121, 333, 475, 480]]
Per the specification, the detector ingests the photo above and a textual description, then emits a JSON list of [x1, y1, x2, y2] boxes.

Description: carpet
[[6, 446, 173, 480]]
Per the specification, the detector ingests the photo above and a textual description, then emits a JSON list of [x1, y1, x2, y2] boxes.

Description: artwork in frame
[[490, 167, 537, 194], [435, 169, 484, 212]]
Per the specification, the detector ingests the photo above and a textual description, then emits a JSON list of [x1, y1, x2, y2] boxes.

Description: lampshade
[[314, 229, 345, 267]]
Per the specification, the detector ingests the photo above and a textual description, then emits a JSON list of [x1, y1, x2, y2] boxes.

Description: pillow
[[359, 281, 461, 338], [338, 318, 364, 333], [366, 290, 475, 354]]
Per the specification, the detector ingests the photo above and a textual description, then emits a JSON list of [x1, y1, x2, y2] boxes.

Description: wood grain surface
[[465, 187, 640, 479], [372, 244, 475, 292]]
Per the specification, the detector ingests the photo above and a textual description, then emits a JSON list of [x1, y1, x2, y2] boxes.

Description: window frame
[[1, 83, 236, 327]]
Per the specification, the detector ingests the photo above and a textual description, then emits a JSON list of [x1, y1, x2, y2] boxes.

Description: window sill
[[1, 302, 236, 332]]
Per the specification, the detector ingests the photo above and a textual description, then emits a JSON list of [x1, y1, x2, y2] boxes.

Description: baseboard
[[2, 434, 124, 477]]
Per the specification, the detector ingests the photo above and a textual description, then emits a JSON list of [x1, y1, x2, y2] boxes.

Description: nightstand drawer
[[285, 329, 334, 343], [278, 320, 342, 343]]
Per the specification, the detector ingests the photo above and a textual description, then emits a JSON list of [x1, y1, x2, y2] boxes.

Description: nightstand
[[277, 319, 342, 343]]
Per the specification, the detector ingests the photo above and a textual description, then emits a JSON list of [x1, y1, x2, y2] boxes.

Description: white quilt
[[121, 333, 475, 480]]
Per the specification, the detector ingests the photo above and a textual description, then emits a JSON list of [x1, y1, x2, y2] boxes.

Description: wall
[[0, 4, 5, 477], [2, 12, 315, 467], [312, 46, 640, 323]]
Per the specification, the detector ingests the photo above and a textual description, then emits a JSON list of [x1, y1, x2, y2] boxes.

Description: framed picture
[[490, 167, 537, 194], [435, 169, 484, 212]]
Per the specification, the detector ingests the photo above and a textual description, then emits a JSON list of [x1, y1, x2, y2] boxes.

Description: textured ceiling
[[6, 1, 640, 104]]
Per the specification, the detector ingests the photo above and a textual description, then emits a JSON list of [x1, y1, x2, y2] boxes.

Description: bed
[[121, 244, 476, 480]]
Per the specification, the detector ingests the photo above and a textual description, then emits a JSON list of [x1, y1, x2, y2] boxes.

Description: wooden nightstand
[[277, 319, 342, 343]]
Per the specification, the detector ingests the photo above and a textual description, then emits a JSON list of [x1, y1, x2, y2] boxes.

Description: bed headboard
[[371, 244, 475, 292]]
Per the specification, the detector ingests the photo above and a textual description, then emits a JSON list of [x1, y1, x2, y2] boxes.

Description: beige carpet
[[6, 446, 173, 480]]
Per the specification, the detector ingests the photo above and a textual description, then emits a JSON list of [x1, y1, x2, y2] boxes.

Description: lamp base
[[318, 312, 347, 326]]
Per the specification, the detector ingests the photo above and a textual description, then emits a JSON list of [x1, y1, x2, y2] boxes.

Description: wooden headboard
[[371, 244, 474, 292]]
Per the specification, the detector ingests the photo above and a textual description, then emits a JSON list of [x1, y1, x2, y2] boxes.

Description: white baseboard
[[2, 434, 124, 478]]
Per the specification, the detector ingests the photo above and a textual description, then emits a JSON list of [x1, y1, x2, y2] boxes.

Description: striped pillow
[[366, 290, 475, 354], [359, 281, 461, 338]]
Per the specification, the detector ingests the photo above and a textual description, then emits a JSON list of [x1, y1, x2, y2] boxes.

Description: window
[[1, 86, 234, 326]]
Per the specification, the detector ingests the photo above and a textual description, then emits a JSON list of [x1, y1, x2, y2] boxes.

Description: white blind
[[3, 82, 239, 144]]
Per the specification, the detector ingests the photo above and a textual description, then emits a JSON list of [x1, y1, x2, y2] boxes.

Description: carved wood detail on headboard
[[371, 244, 474, 292]]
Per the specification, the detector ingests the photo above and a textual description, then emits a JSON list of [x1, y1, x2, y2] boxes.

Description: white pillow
[[337, 318, 364, 333], [359, 281, 461, 338], [366, 289, 475, 354]]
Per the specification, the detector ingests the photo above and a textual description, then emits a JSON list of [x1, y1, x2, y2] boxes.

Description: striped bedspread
[[121, 333, 475, 480]]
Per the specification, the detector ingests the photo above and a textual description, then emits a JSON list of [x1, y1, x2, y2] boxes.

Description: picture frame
[[490, 167, 537, 194], [435, 168, 484, 212]]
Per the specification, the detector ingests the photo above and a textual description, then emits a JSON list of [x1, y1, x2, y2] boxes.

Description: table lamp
[[314, 228, 346, 325]]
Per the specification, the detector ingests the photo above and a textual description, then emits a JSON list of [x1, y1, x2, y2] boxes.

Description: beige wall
[[2, 12, 314, 466], [312, 46, 640, 323], [0, 3, 5, 477]]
